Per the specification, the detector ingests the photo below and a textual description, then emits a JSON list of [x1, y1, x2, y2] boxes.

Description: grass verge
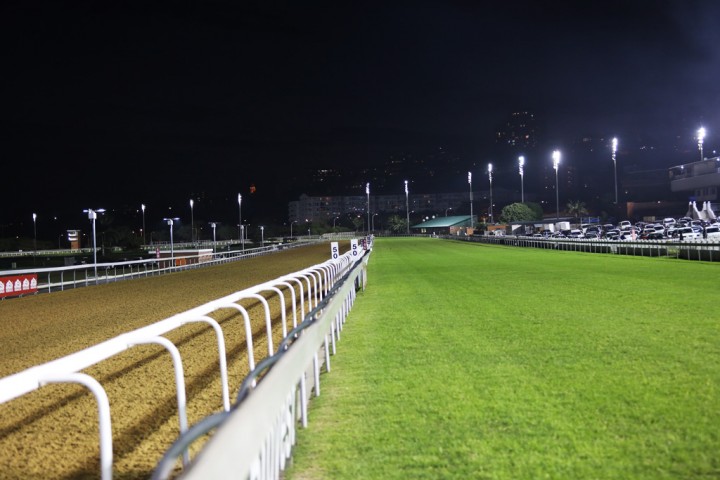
[[286, 237, 720, 479]]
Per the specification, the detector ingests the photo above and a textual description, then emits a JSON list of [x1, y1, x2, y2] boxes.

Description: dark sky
[[3, 0, 720, 226]]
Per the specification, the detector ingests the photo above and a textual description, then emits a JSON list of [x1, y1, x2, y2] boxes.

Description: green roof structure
[[411, 215, 474, 230]]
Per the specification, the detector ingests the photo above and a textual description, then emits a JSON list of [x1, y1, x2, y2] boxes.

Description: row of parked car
[[533, 217, 720, 241]]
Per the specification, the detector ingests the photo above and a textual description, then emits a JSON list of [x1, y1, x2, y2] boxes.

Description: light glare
[[552, 150, 561, 169]]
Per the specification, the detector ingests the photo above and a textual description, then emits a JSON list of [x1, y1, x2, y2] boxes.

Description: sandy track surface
[[0, 243, 339, 479]]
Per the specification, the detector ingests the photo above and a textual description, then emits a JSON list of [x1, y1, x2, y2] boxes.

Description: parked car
[[705, 225, 720, 239], [642, 225, 659, 236], [672, 226, 703, 240], [585, 226, 602, 236], [604, 228, 621, 240], [645, 231, 665, 240]]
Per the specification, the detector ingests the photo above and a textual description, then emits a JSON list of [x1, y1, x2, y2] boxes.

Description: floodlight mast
[[238, 193, 244, 250], [487, 163, 493, 224], [366, 182, 370, 234], [32, 213, 37, 257], [468, 171, 473, 225], [612, 137, 618, 204], [698, 127, 706, 161], [518, 156, 525, 203], [189, 199, 195, 244], [141, 203, 146, 245], [552, 150, 561, 220], [404, 180, 409, 234]]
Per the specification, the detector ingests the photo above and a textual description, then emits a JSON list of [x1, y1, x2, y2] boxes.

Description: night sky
[[3, 1, 720, 232]]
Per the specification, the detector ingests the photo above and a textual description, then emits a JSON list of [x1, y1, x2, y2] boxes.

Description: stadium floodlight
[[238, 193, 244, 250], [468, 171, 473, 224], [404, 180, 409, 234], [141, 203, 146, 245], [698, 127, 706, 161], [366, 183, 370, 234], [189, 199, 195, 244], [518, 156, 525, 203], [612, 137, 619, 204], [552, 150, 561, 220], [32, 213, 37, 257], [488, 163, 493, 224]]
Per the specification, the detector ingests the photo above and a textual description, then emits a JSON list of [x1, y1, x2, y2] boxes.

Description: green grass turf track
[[286, 237, 720, 480]]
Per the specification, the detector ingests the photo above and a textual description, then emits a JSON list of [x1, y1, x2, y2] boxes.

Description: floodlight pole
[[141, 203, 146, 245], [468, 171, 473, 225], [404, 180, 410, 234], [189, 199, 194, 244], [366, 182, 370, 234], [209, 222, 218, 252], [32, 213, 37, 258], [488, 163, 493, 224], [91, 211, 98, 277], [238, 193, 243, 250], [84, 208, 105, 281], [553, 150, 561, 221], [518, 156, 525, 203], [612, 137, 618, 204], [698, 127, 706, 161], [163, 218, 176, 262]]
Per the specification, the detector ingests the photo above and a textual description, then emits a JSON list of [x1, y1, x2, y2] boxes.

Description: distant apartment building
[[288, 189, 517, 223], [289, 192, 470, 223], [495, 111, 538, 148]]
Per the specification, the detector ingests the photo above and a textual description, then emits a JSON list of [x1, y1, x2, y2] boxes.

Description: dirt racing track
[[0, 242, 343, 479]]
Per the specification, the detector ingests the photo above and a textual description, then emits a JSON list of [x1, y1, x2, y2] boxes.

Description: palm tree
[[387, 215, 408, 234], [566, 200, 588, 224]]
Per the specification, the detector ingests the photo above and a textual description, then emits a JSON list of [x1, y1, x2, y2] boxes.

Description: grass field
[[287, 237, 720, 479]]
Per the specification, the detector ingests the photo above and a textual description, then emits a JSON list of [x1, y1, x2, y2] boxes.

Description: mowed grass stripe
[[287, 237, 720, 480]]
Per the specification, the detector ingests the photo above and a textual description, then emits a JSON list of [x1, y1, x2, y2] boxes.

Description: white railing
[[0, 243, 312, 298], [455, 234, 720, 261], [152, 246, 371, 480], [0, 243, 370, 480]]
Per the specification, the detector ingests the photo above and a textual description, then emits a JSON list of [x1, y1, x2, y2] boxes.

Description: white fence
[[0, 242, 372, 480], [0, 243, 314, 297], [455, 234, 720, 261], [152, 245, 371, 480]]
